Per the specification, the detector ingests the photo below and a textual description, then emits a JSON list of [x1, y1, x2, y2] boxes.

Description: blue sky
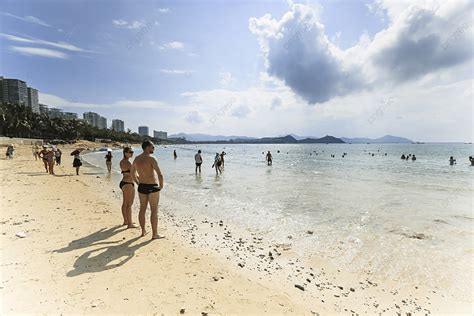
[[1, 0, 472, 141]]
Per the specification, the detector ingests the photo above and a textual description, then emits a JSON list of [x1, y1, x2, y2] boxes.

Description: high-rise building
[[83, 112, 100, 127], [112, 119, 125, 132], [0, 77, 28, 105], [63, 112, 78, 120], [39, 104, 49, 114], [27, 87, 39, 113], [83, 112, 108, 129], [138, 126, 149, 136], [153, 130, 168, 140], [48, 108, 64, 119], [99, 116, 107, 129]]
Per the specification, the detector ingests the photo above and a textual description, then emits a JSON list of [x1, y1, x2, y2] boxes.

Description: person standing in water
[[131, 140, 164, 240], [195, 149, 203, 174], [469, 156, 474, 166], [119, 147, 136, 228], [266, 151, 273, 166], [220, 151, 227, 169], [173, 150, 177, 160], [212, 153, 222, 175], [105, 150, 113, 173], [449, 156, 456, 165]]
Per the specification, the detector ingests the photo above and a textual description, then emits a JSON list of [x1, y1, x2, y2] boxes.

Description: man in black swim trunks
[[131, 140, 164, 240], [194, 149, 203, 174]]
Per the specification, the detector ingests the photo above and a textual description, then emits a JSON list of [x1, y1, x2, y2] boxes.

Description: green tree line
[[0, 103, 174, 144]]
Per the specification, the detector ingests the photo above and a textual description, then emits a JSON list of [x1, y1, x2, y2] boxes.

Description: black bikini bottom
[[119, 181, 134, 190]]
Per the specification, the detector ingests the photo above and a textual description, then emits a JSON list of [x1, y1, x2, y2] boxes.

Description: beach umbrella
[[70, 148, 84, 156]]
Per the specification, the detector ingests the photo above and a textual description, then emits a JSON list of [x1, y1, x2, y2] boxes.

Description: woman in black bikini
[[105, 150, 113, 173], [120, 147, 136, 228]]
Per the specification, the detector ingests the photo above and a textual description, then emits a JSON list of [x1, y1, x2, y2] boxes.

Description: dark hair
[[198, 150, 201, 153], [123, 147, 133, 157], [142, 140, 153, 150]]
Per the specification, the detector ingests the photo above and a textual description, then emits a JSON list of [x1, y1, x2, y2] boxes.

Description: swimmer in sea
[[449, 156, 456, 165]]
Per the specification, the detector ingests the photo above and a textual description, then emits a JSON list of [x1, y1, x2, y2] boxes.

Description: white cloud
[[1, 12, 52, 28], [158, 8, 170, 13], [0, 33, 89, 52], [219, 72, 236, 87], [39, 64, 473, 142], [159, 41, 185, 50], [249, 0, 473, 104], [9, 46, 67, 59], [160, 69, 194, 76], [39, 93, 171, 109], [112, 19, 145, 29]]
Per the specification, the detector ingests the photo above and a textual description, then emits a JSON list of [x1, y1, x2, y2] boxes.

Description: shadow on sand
[[17, 171, 50, 176], [53, 226, 127, 253], [66, 236, 152, 277]]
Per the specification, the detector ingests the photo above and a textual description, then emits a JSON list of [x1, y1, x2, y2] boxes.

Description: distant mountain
[[169, 133, 257, 142], [185, 134, 345, 144], [340, 135, 413, 144], [299, 135, 345, 143]]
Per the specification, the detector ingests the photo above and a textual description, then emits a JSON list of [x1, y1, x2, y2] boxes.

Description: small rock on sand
[[180, 308, 186, 314], [16, 232, 27, 238], [295, 284, 305, 291]]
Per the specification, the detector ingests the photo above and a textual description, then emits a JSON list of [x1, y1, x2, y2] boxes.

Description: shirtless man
[[131, 140, 164, 240], [266, 151, 273, 166]]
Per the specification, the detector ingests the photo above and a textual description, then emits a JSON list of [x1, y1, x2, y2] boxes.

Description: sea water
[[84, 143, 474, 297]]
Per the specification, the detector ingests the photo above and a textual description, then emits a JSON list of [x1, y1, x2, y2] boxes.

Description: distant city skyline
[[0, 1, 472, 142]]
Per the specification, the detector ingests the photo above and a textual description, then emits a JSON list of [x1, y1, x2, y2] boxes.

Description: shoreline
[[0, 144, 313, 315], [1, 144, 472, 314]]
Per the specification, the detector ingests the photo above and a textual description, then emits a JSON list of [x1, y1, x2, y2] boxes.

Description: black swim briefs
[[138, 183, 161, 194]]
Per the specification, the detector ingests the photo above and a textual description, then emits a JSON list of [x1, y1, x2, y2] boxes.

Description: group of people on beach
[[36, 145, 63, 175]]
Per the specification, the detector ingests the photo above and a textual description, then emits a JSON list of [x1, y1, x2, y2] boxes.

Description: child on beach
[[5, 144, 14, 159]]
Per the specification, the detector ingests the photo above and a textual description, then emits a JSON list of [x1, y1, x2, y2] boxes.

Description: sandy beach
[[0, 144, 316, 315], [1, 144, 472, 315]]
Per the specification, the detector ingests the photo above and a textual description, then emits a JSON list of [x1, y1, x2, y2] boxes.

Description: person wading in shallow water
[[212, 152, 222, 175], [131, 140, 164, 240], [266, 151, 273, 166], [105, 150, 113, 173], [195, 149, 203, 174]]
